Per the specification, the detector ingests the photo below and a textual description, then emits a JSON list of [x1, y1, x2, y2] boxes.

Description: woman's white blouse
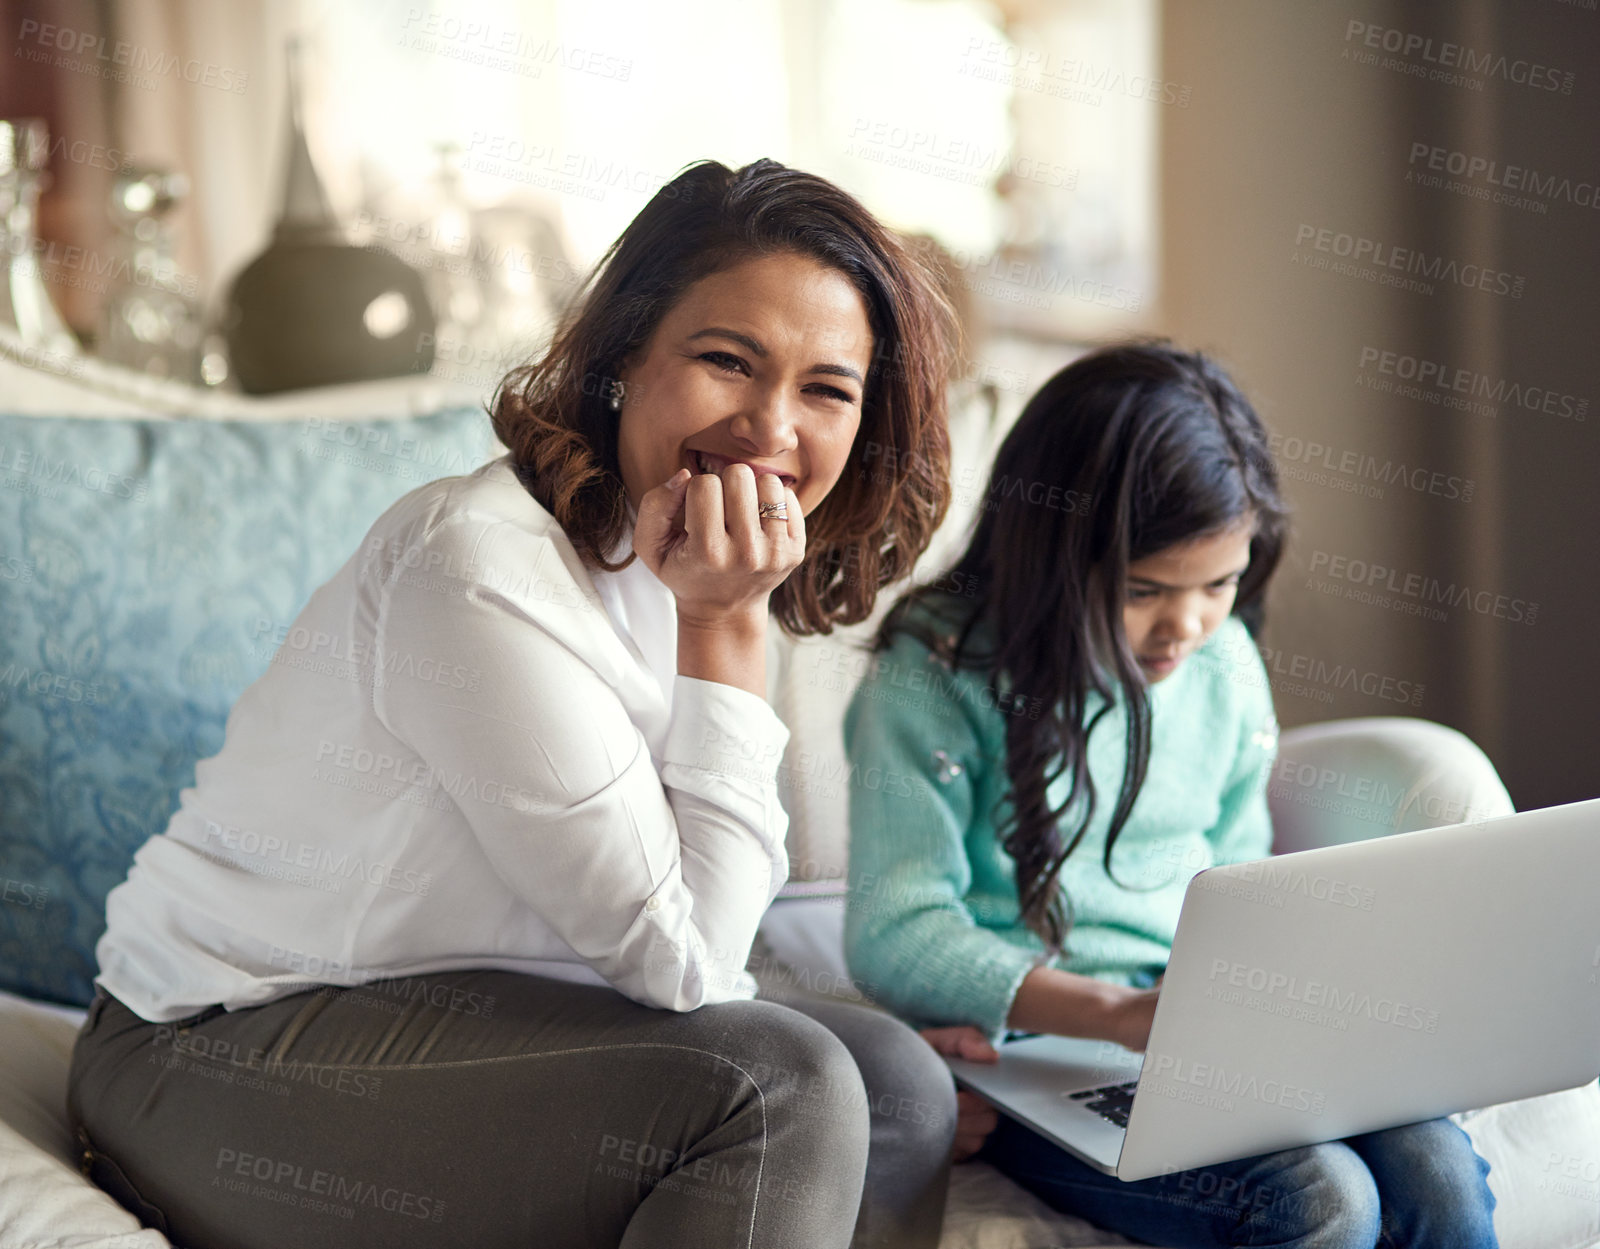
[[95, 456, 793, 1023]]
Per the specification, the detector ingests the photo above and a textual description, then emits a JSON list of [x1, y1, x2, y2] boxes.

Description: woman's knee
[[688, 999, 872, 1139]]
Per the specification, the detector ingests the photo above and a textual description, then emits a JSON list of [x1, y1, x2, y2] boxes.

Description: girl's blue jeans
[[977, 1113, 1498, 1248]]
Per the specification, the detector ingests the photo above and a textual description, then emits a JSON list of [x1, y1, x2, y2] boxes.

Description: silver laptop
[[944, 797, 1600, 1182]]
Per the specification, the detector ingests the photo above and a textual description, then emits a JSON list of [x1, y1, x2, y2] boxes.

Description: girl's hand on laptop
[[919, 1024, 998, 1063], [919, 1026, 1001, 1162], [1107, 986, 1162, 1052], [950, 1089, 1000, 1163]]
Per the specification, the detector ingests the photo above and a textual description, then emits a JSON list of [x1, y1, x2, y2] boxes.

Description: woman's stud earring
[[607, 380, 626, 411]]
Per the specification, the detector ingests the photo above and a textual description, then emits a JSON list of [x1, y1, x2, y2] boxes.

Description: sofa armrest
[[1268, 717, 1514, 856]]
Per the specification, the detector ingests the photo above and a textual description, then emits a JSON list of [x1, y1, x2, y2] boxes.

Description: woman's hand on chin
[[634, 462, 805, 626]]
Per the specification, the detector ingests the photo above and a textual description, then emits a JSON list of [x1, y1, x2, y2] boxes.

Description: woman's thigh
[[69, 971, 872, 1249]]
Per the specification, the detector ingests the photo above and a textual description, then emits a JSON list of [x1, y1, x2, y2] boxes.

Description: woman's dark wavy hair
[[875, 341, 1289, 957], [490, 158, 955, 635]]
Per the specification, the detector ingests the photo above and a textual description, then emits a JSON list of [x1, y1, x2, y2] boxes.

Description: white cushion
[[0, 991, 172, 1249], [1458, 1087, 1600, 1249], [938, 1161, 1138, 1247], [1270, 718, 1514, 853]]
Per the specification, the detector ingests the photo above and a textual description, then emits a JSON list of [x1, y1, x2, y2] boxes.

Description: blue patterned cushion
[[0, 407, 497, 1005]]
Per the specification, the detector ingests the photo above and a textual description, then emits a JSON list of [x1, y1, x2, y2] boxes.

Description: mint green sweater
[[842, 610, 1279, 1044]]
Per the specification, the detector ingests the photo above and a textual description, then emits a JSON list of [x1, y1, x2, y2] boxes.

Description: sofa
[[1, 341, 1597, 1249]]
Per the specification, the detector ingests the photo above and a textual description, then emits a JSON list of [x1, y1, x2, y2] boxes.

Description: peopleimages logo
[[1196, 860, 1376, 911], [1307, 551, 1539, 625], [1266, 431, 1473, 503], [398, 9, 633, 81], [957, 37, 1193, 107], [1258, 647, 1424, 708], [15, 18, 251, 92], [40, 134, 134, 173], [1406, 142, 1600, 212], [1143, 1053, 1327, 1116], [0, 661, 104, 707], [0, 444, 148, 500], [1, 877, 48, 910], [844, 118, 1077, 190], [1293, 224, 1526, 298], [212, 1148, 445, 1222], [1208, 959, 1440, 1033], [197, 817, 434, 897], [1343, 21, 1576, 94], [1356, 347, 1588, 422]]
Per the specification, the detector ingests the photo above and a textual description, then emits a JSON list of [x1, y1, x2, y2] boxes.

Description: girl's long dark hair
[[875, 342, 1288, 958]]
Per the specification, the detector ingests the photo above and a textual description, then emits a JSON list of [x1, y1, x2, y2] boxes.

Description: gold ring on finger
[[758, 501, 789, 521]]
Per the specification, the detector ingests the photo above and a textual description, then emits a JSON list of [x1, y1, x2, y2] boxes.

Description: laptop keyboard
[[1068, 1080, 1138, 1128]]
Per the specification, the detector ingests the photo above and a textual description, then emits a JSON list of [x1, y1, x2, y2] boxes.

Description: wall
[[1158, 0, 1599, 809]]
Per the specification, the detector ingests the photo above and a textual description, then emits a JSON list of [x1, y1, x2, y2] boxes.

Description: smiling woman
[[69, 158, 963, 1249], [614, 251, 877, 698], [492, 158, 954, 635], [616, 256, 871, 510]]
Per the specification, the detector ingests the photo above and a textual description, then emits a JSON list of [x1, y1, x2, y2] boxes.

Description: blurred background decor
[[221, 39, 436, 392], [0, 117, 78, 358], [96, 163, 211, 384], [2, 0, 1596, 821]]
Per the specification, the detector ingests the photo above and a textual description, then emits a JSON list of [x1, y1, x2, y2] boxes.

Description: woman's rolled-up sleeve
[[370, 512, 790, 1010]]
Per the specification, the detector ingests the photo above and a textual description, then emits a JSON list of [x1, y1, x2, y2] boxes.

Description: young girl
[[842, 343, 1498, 1248]]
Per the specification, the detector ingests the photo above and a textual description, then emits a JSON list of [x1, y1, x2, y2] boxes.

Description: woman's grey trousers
[[67, 969, 957, 1248]]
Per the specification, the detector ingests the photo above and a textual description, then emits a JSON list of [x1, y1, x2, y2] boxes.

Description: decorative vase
[[0, 118, 78, 358], [223, 41, 434, 394], [98, 165, 207, 383]]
